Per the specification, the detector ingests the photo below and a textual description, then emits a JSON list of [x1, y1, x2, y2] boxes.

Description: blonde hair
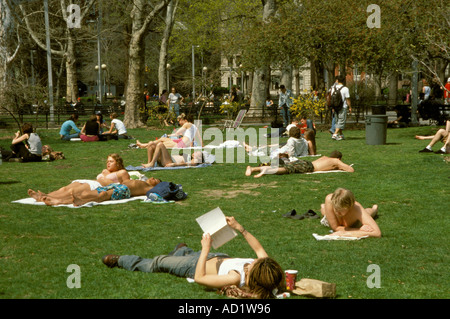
[[331, 188, 355, 212], [246, 257, 285, 299]]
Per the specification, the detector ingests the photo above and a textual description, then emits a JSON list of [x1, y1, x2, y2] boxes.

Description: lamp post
[[44, 0, 54, 123], [101, 64, 107, 99], [202, 66, 208, 96], [192, 45, 199, 100], [166, 63, 171, 92]]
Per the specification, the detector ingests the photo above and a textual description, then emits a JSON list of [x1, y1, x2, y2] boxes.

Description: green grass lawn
[[0, 123, 448, 299]]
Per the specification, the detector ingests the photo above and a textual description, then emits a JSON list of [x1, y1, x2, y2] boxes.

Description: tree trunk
[[65, 36, 78, 103], [158, 0, 178, 95], [123, 0, 169, 129], [387, 71, 398, 107], [246, 0, 277, 122]]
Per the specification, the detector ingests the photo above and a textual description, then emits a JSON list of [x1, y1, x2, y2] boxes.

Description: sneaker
[[332, 134, 337, 140], [335, 135, 344, 141], [434, 149, 446, 154], [419, 148, 433, 153], [102, 254, 121, 268]]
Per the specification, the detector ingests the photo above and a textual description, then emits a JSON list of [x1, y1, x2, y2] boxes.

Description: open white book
[[196, 207, 237, 249]]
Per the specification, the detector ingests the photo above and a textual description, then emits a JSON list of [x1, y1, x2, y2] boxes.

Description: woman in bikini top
[[97, 154, 130, 185]]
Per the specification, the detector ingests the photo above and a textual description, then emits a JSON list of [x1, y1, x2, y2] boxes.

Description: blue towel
[[126, 163, 211, 172]]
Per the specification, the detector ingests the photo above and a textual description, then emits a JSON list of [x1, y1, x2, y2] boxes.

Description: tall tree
[[123, 0, 170, 129], [158, 0, 178, 94], [19, 0, 96, 103]]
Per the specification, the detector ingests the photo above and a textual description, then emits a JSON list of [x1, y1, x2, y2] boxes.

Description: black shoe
[[419, 148, 433, 153], [299, 209, 320, 219], [283, 209, 297, 218], [434, 149, 446, 154]]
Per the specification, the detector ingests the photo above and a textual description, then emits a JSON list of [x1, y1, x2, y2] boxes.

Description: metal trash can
[[365, 115, 388, 145]]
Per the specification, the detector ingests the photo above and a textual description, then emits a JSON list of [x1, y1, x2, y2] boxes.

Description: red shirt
[[444, 83, 450, 98]]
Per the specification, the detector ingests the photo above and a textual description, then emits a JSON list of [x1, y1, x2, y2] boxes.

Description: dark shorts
[[96, 184, 131, 200], [282, 159, 315, 174]]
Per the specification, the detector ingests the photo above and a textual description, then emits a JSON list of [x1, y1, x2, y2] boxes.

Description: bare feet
[[245, 166, 253, 176], [136, 140, 147, 148], [28, 189, 46, 202], [142, 163, 154, 168]]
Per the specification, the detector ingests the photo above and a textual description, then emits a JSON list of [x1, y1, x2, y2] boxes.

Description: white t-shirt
[[112, 119, 127, 135], [218, 258, 254, 287], [168, 92, 182, 104], [280, 137, 308, 157], [331, 84, 350, 108]]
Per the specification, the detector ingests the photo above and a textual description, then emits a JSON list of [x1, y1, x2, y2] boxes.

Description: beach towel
[[12, 196, 146, 208], [126, 163, 212, 172], [312, 233, 368, 241]]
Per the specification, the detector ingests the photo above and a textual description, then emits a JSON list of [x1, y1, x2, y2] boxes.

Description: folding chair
[[223, 109, 247, 131]]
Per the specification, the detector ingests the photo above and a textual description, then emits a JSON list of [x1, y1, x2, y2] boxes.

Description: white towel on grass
[[12, 196, 146, 208], [312, 233, 368, 241]]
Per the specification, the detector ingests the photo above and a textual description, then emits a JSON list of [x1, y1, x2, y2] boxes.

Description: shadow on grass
[[0, 181, 20, 185]]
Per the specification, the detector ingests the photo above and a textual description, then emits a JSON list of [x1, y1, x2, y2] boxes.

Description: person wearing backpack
[[329, 75, 351, 140]]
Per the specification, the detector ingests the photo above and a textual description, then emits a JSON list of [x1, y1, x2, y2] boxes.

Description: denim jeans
[[280, 105, 290, 127], [61, 133, 80, 141], [169, 103, 180, 117], [330, 111, 336, 133], [118, 246, 229, 278]]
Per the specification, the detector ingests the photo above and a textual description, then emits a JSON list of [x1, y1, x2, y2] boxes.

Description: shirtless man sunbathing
[[320, 188, 381, 238], [29, 178, 161, 206], [245, 150, 354, 178], [71, 178, 162, 207]]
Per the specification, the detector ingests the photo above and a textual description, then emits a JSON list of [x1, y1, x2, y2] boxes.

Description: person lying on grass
[[70, 177, 161, 206], [320, 188, 381, 238], [31, 178, 161, 206], [28, 153, 130, 204], [101, 216, 285, 299], [245, 150, 353, 178], [141, 142, 204, 168]]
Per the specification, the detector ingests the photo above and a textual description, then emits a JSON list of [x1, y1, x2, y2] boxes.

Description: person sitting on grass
[[245, 150, 353, 178], [244, 126, 312, 158], [416, 120, 449, 154], [28, 153, 130, 204], [7, 123, 42, 162], [80, 114, 100, 142], [136, 113, 202, 149], [319, 188, 381, 238], [101, 216, 285, 299], [141, 141, 204, 168], [60, 114, 81, 140], [102, 112, 129, 139]]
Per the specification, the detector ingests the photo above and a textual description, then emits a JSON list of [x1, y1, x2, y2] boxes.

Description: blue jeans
[[330, 111, 336, 133], [280, 105, 290, 127], [61, 133, 79, 141], [169, 103, 180, 117], [118, 246, 229, 278]]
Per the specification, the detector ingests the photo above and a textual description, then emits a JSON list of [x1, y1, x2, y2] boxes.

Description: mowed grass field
[[0, 122, 448, 300]]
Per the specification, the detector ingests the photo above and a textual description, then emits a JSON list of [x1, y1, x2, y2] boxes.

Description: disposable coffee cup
[[285, 270, 298, 291]]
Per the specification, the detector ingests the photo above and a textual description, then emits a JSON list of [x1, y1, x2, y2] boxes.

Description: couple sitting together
[[135, 113, 205, 168], [28, 154, 161, 206]]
